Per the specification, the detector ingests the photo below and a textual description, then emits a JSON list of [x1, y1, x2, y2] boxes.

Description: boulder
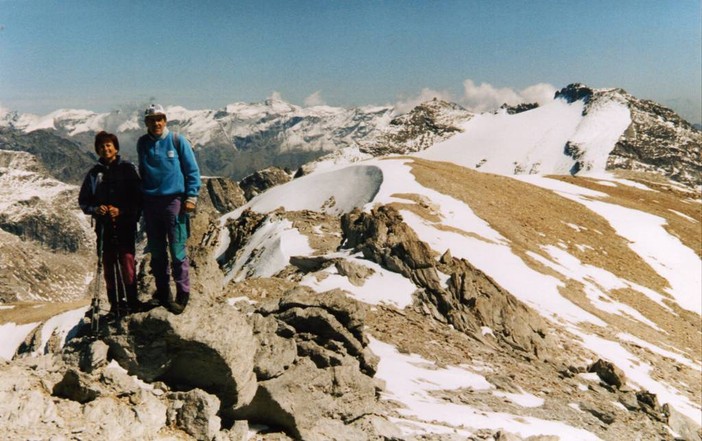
[[223, 420, 250, 441], [169, 388, 222, 441], [82, 390, 167, 439], [229, 287, 391, 439], [335, 259, 375, 286], [636, 390, 666, 422], [0, 362, 65, 435], [233, 358, 378, 441], [105, 305, 257, 412], [249, 313, 297, 380], [82, 340, 109, 373], [52, 368, 100, 403], [203, 177, 247, 214], [239, 166, 292, 201], [261, 288, 378, 375], [663, 403, 702, 441], [273, 288, 370, 346], [588, 359, 627, 389]]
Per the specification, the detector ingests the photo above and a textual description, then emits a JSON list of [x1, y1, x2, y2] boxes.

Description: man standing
[[137, 104, 201, 314]]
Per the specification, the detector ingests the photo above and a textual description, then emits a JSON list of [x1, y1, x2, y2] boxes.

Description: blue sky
[[0, 0, 700, 123]]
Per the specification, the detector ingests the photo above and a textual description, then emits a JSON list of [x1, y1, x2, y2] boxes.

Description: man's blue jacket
[[137, 129, 201, 199]]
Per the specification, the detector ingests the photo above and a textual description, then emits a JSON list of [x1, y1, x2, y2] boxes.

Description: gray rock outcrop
[[239, 166, 292, 201], [341, 204, 558, 361], [202, 177, 247, 213], [104, 306, 258, 413], [360, 98, 472, 156], [233, 288, 385, 440], [589, 359, 627, 389], [168, 388, 222, 440]]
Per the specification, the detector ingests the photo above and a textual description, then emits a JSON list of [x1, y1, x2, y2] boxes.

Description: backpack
[[172, 131, 181, 152]]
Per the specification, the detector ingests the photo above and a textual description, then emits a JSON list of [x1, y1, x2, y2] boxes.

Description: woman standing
[[79, 131, 142, 315]]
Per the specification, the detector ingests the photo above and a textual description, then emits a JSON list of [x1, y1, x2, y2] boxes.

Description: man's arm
[[175, 133, 201, 211]]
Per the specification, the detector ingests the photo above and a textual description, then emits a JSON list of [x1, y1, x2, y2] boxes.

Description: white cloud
[[269, 91, 284, 101], [304, 91, 326, 107], [460, 79, 557, 113], [394, 88, 453, 114], [520, 83, 558, 105], [461, 79, 522, 112], [392, 82, 558, 115]]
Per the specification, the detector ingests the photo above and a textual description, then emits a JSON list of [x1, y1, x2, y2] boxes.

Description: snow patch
[[371, 337, 601, 440], [223, 217, 313, 284], [300, 255, 416, 308], [0, 322, 39, 361]]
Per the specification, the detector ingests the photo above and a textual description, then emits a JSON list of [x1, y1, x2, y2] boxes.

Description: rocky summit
[[0, 84, 700, 440]]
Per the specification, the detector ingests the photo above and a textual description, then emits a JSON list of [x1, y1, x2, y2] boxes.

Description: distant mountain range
[[1, 83, 699, 186]]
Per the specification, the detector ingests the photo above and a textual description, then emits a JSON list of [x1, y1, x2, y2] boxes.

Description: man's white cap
[[144, 104, 166, 118]]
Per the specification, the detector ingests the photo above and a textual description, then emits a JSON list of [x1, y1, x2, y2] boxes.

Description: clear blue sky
[[1, 0, 700, 123]]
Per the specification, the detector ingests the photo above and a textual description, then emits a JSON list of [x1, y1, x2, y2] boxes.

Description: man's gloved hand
[[183, 200, 196, 213]]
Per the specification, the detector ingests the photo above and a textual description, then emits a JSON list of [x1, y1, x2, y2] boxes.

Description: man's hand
[[183, 200, 196, 213]]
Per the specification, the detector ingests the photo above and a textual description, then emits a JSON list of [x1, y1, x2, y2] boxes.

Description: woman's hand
[[96, 205, 119, 218], [107, 206, 120, 219]]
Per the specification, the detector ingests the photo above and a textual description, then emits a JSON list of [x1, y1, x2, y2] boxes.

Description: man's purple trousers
[[143, 195, 190, 298]]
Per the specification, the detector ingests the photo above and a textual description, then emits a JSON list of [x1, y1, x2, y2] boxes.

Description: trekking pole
[[90, 223, 104, 335], [113, 254, 129, 316], [110, 217, 128, 319]]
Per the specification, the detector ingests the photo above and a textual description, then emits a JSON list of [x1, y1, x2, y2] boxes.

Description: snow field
[[214, 151, 700, 432]]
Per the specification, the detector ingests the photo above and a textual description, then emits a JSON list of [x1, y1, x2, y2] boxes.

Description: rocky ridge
[[212, 182, 701, 440], [556, 83, 701, 187], [358, 99, 473, 156], [0, 150, 93, 302], [0, 126, 96, 184]]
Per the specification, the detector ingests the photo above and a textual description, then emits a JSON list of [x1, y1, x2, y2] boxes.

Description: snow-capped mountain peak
[[1, 83, 699, 186]]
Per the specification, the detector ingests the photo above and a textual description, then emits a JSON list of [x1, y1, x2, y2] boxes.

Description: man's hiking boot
[[168, 302, 185, 315], [176, 291, 189, 308], [124, 286, 144, 313], [169, 291, 190, 315]]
